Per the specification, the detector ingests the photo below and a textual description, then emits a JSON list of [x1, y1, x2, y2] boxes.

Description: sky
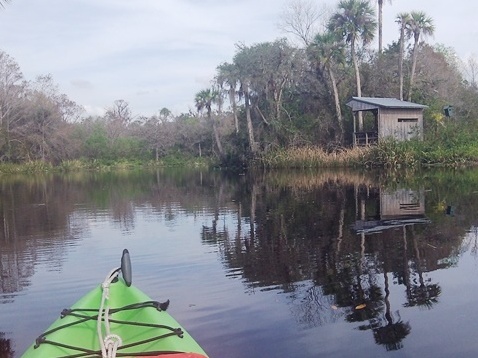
[[0, 0, 476, 118]]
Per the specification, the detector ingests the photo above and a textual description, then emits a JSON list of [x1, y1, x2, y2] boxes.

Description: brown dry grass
[[260, 146, 372, 168]]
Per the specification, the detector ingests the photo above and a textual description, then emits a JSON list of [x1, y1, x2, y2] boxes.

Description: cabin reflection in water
[[352, 185, 430, 234]]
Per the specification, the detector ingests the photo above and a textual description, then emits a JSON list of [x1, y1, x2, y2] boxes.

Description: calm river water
[[1, 168, 478, 357]]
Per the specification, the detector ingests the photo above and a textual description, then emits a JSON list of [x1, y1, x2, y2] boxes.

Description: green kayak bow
[[21, 249, 209, 358]]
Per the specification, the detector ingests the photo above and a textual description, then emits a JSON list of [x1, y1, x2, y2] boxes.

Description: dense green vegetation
[[0, 0, 478, 171]]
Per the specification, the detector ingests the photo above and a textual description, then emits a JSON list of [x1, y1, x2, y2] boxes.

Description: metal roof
[[346, 97, 428, 110]]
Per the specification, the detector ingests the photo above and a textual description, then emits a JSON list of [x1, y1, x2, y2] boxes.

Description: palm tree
[[377, 0, 392, 53], [158, 107, 171, 121], [406, 11, 434, 101], [308, 31, 346, 143], [0, 1, 10, 8], [232, 45, 259, 155], [396, 12, 411, 100], [328, 0, 377, 130], [216, 62, 240, 134], [194, 88, 224, 157]]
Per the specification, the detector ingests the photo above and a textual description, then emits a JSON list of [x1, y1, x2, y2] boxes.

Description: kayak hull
[[21, 278, 208, 358]]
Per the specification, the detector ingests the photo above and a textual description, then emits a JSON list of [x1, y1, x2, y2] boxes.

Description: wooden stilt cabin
[[346, 97, 428, 147]]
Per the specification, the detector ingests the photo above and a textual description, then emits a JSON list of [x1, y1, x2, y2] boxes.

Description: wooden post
[[353, 111, 357, 147]]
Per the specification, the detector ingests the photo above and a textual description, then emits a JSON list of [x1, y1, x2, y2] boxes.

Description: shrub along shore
[[260, 140, 478, 169], [260, 122, 478, 169], [2, 133, 478, 175], [0, 156, 212, 174], [1, 119, 478, 173]]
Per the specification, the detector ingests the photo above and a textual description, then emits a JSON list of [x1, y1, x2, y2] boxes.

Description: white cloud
[[0, 0, 475, 117], [70, 79, 94, 90], [82, 105, 106, 117]]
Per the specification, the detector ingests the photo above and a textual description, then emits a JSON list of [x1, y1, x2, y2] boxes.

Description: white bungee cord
[[97, 267, 123, 358]]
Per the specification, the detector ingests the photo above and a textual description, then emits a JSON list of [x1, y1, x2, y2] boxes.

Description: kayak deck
[[22, 251, 208, 358]]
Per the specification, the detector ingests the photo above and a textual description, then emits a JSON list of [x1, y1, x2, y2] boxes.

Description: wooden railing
[[354, 131, 378, 146]]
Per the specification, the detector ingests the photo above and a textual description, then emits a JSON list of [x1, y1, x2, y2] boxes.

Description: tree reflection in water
[[370, 243, 411, 351], [0, 332, 14, 358], [1, 169, 471, 355], [403, 229, 442, 309], [200, 170, 455, 351]]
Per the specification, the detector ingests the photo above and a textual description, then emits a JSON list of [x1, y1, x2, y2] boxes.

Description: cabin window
[[398, 118, 418, 123]]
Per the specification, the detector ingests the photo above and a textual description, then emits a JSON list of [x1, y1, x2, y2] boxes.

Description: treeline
[[1, 0, 478, 167]]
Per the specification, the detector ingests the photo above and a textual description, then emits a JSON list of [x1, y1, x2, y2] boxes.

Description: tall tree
[[230, 46, 257, 155], [464, 54, 478, 89], [195, 88, 224, 157], [231, 40, 298, 153], [104, 99, 132, 141], [278, 0, 328, 46], [159, 107, 171, 121], [216, 62, 240, 134], [308, 31, 346, 143], [396, 12, 411, 100], [377, 0, 392, 53], [406, 11, 434, 101], [25, 75, 82, 162], [233, 40, 298, 127], [0, 51, 26, 161], [328, 0, 377, 130], [23, 92, 64, 162]]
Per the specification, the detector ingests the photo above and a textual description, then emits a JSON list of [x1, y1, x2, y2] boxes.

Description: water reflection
[[0, 332, 14, 358], [0, 169, 223, 300], [1, 168, 478, 356], [200, 169, 475, 351], [352, 186, 430, 234], [0, 173, 91, 303]]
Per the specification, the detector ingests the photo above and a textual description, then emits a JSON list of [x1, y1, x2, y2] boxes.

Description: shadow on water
[[1, 168, 478, 355]]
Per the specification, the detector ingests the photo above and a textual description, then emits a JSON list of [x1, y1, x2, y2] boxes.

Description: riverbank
[[259, 137, 478, 169], [2, 131, 478, 174], [0, 156, 212, 174]]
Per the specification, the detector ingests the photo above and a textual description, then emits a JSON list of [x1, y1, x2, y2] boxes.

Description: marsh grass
[[0, 155, 212, 174], [260, 132, 478, 169], [0, 161, 54, 174], [260, 146, 370, 168]]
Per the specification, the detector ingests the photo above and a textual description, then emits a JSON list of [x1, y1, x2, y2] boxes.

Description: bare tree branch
[[277, 0, 330, 47]]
